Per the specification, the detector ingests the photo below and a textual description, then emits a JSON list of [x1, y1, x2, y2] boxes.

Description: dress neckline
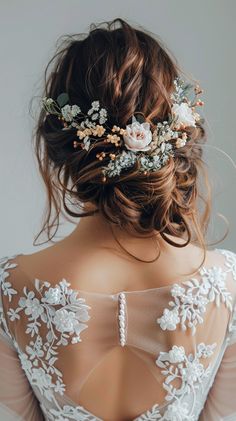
[[12, 249, 222, 298]]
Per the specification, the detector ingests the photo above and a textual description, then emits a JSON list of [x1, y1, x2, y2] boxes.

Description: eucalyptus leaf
[[134, 113, 145, 123], [57, 93, 69, 107]]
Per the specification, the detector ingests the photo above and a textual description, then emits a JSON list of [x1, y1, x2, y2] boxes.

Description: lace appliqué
[[218, 249, 236, 344], [134, 342, 217, 421], [0, 252, 235, 421], [157, 266, 233, 335], [40, 401, 102, 421], [217, 248, 236, 281], [0, 255, 19, 337], [0, 255, 96, 421]]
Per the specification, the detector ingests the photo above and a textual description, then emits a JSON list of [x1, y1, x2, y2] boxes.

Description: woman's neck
[[65, 204, 194, 262]]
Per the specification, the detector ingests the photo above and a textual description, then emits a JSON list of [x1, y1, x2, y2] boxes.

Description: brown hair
[[32, 17, 212, 265]]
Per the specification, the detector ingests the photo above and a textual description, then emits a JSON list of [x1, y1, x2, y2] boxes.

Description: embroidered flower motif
[[171, 284, 185, 297], [0, 257, 93, 419], [7, 307, 21, 321], [19, 353, 34, 372], [197, 342, 216, 358], [123, 117, 153, 152], [136, 341, 217, 421], [157, 308, 180, 331], [182, 359, 205, 384], [217, 249, 236, 281], [168, 345, 186, 363], [199, 266, 232, 308], [31, 367, 53, 389], [156, 342, 217, 409], [172, 102, 196, 129], [42, 286, 62, 305], [53, 308, 86, 334], [0, 256, 18, 302], [0, 253, 234, 421], [19, 289, 44, 319], [26, 337, 44, 360], [157, 266, 233, 335]]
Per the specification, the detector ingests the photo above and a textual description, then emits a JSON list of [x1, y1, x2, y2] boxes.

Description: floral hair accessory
[[42, 77, 204, 182]]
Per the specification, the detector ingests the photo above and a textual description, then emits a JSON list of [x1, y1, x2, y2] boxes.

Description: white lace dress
[[0, 248, 236, 421]]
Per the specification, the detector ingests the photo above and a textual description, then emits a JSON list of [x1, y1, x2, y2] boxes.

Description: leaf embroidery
[[217, 248, 236, 281], [157, 266, 233, 335], [0, 252, 235, 421]]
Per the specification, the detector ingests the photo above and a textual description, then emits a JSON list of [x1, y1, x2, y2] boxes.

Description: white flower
[[99, 108, 108, 124], [163, 130, 173, 142], [104, 149, 137, 177], [181, 292, 195, 305], [198, 281, 211, 295], [90, 101, 100, 111], [61, 105, 74, 122], [61, 104, 81, 122], [71, 336, 81, 344], [156, 345, 187, 368], [202, 267, 226, 288], [172, 102, 196, 129], [54, 380, 66, 395], [182, 359, 205, 384], [157, 308, 180, 330], [19, 352, 33, 371], [71, 104, 81, 116], [197, 342, 217, 358], [7, 307, 21, 321], [26, 343, 44, 360], [91, 112, 99, 120], [168, 345, 186, 363], [123, 117, 153, 152], [31, 367, 53, 389], [19, 292, 44, 319], [53, 309, 78, 333], [42, 287, 62, 305], [83, 137, 91, 151], [42, 97, 54, 106], [171, 284, 185, 297], [176, 138, 187, 148]]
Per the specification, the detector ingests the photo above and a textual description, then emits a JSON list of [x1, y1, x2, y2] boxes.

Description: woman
[[0, 17, 236, 421]]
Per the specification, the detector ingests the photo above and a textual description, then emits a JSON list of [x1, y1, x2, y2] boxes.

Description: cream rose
[[172, 102, 196, 129], [123, 117, 153, 152]]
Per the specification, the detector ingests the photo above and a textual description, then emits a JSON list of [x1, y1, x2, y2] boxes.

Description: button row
[[118, 292, 127, 346]]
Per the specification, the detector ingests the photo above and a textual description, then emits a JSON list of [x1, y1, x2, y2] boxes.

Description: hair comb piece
[[42, 77, 204, 182]]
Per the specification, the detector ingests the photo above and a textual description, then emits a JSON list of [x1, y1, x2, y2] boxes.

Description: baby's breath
[[41, 76, 204, 180]]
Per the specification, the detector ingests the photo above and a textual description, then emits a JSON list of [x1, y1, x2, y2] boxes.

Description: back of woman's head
[[33, 17, 210, 261]]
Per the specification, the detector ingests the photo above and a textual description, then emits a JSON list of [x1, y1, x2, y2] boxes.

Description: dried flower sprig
[[42, 76, 204, 182]]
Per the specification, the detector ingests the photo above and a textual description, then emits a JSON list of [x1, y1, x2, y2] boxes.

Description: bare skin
[[17, 203, 217, 420], [22, 202, 207, 293]]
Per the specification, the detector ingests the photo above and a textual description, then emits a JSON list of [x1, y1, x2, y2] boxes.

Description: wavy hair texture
[[31, 17, 216, 267]]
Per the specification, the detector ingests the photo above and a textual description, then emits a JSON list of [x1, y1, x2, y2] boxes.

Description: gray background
[[0, 0, 235, 256]]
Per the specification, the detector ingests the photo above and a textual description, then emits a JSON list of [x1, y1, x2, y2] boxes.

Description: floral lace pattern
[[217, 249, 236, 281], [157, 265, 233, 335], [0, 250, 236, 421], [133, 342, 217, 421], [0, 255, 94, 420]]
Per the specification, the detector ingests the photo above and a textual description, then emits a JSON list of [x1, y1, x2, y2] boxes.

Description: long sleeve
[[0, 257, 45, 421], [0, 327, 45, 421], [199, 306, 236, 421]]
